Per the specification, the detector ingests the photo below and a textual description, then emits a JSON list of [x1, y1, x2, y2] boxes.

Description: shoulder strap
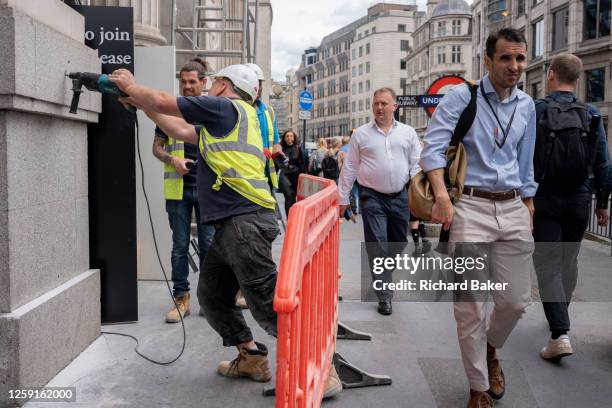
[[449, 82, 478, 147]]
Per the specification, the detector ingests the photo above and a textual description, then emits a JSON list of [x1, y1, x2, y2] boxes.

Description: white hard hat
[[212, 64, 259, 102], [244, 63, 265, 81]]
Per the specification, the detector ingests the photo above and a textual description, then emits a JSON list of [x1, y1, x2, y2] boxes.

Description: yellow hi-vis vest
[[198, 99, 276, 209], [263, 106, 278, 189], [164, 137, 184, 200]]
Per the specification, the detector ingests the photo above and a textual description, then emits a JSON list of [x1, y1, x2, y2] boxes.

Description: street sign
[[299, 90, 313, 111], [396, 95, 419, 107], [298, 110, 311, 120], [396, 94, 444, 108], [424, 75, 466, 117]]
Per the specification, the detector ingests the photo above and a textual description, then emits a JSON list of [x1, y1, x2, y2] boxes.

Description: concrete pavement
[[25, 214, 612, 408]]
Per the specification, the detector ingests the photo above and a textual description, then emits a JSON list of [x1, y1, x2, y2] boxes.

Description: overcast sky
[[270, 0, 472, 82]]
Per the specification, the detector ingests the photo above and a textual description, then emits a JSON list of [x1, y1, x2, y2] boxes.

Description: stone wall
[[0, 1, 102, 406]]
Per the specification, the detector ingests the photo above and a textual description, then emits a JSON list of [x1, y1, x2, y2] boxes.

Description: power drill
[[67, 72, 134, 114]]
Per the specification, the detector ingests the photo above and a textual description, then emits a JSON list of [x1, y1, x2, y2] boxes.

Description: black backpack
[[321, 152, 340, 180], [534, 98, 598, 188]]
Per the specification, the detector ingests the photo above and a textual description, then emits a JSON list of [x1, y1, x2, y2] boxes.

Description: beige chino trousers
[[449, 195, 533, 391]]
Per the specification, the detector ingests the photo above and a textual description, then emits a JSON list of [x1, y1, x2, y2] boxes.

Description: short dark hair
[[180, 57, 210, 79], [485, 28, 527, 59]]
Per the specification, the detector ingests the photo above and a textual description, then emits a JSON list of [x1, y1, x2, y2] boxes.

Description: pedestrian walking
[[280, 129, 308, 216], [420, 28, 537, 408], [338, 87, 421, 316], [532, 53, 610, 360]]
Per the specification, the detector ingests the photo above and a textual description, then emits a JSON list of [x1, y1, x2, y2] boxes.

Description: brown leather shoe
[[487, 345, 505, 400], [467, 390, 493, 408], [217, 342, 271, 382], [165, 293, 190, 323]]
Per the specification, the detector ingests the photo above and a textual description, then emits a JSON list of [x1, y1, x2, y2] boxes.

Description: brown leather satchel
[[408, 82, 478, 221]]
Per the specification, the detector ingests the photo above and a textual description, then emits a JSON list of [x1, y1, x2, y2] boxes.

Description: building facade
[[350, 3, 425, 129], [294, 2, 425, 142], [404, 0, 473, 136], [471, 0, 611, 140]]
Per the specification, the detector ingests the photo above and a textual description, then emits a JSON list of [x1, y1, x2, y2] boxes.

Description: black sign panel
[[396, 95, 419, 108], [71, 5, 137, 324]]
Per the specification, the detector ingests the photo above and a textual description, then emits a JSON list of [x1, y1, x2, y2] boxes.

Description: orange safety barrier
[[274, 174, 340, 408]]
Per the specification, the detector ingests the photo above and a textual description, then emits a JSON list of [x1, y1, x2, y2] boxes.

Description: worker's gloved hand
[[262, 148, 273, 160]]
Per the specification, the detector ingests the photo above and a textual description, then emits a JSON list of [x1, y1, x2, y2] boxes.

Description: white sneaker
[[540, 335, 574, 360]]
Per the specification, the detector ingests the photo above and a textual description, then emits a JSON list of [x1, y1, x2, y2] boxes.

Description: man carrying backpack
[[533, 53, 610, 361]]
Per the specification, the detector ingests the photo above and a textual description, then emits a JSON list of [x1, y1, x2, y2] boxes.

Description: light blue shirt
[[420, 74, 537, 198], [254, 100, 279, 149]]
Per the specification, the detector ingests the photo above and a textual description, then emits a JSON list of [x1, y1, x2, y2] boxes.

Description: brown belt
[[463, 187, 519, 201]]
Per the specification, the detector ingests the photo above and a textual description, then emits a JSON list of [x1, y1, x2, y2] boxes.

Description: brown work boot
[[487, 344, 505, 400], [217, 342, 271, 382], [467, 390, 493, 408], [322, 364, 342, 399], [165, 293, 190, 323]]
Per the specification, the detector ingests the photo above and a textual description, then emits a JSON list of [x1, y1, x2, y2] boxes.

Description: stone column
[[0, 1, 101, 406], [91, 0, 167, 46]]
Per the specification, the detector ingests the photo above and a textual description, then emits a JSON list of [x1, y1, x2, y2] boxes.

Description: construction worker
[[152, 58, 215, 323], [109, 65, 341, 398], [233, 63, 286, 309]]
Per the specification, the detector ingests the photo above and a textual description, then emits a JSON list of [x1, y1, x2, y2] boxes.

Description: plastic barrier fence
[[274, 174, 340, 408]]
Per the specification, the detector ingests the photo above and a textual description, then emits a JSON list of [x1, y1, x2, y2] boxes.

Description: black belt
[[360, 185, 404, 198]]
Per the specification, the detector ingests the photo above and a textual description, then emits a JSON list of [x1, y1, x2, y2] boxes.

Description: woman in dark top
[[279, 129, 308, 216]]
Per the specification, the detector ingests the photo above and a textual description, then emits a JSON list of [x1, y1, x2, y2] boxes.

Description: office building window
[[532, 19, 544, 58], [398, 24, 406, 32], [437, 46, 446, 64], [352, 101, 356, 112], [586, 68, 606, 102], [352, 66, 356, 77], [451, 45, 461, 63], [401, 40, 410, 51], [531, 82, 542, 99], [552, 7, 569, 51], [366, 98, 370, 109], [359, 64, 363, 75], [372, 26, 376, 33], [366, 62, 371, 73], [359, 46, 363, 57], [366, 43, 370, 54], [359, 100, 363, 111], [352, 49, 356, 59], [400, 60, 407, 69], [584, 0, 611, 40], [437, 21, 446, 37], [366, 80, 371, 92], [352, 83, 357, 95], [517, 0, 525, 14], [359, 82, 363, 93], [421, 54, 427, 70], [452, 19, 461, 35]]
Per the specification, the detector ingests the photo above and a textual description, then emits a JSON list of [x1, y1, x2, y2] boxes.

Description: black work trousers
[[532, 191, 591, 332], [197, 210, 279, 346]]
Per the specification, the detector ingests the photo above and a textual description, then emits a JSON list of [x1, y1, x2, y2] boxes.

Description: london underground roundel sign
[[424, 75, 466, 117]]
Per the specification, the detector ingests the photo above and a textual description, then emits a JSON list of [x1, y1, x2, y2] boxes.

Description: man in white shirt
[[338, 87, 421, 315]]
